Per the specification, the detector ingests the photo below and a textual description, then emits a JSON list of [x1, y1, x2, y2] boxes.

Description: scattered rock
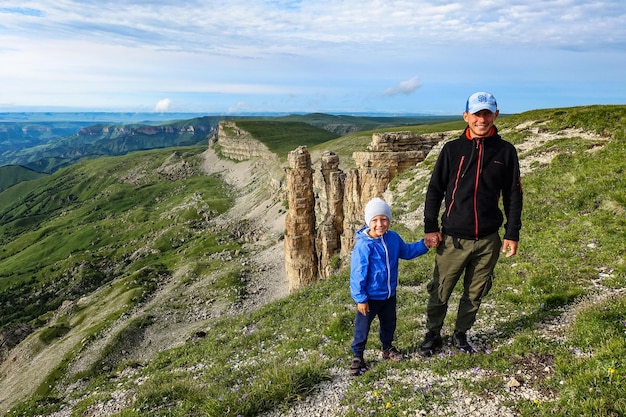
[[507, 377, 522, 388]]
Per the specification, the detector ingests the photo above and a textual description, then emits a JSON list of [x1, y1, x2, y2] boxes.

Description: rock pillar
[[284, 146, 318, 292], [315, 151, 345, 278]]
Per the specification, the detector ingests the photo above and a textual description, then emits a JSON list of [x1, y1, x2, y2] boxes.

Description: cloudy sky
[[0, 0, 625, 115]]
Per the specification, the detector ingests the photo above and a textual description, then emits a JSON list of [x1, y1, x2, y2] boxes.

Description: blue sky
[[0, 0, 625, 115]]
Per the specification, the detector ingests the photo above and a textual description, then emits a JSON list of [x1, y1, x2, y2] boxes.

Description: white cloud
[[155, 98, 171, 112], [383, 76, 423, 96]]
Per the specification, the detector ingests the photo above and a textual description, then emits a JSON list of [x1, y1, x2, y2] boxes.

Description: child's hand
[[425, 232, 442, 248], [357, 302, 369, 316]]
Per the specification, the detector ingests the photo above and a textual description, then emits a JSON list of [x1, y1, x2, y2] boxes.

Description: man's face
[[463, 109, 499, 138]]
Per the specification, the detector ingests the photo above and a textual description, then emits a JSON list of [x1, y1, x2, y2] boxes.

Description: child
[[349, 197, 431, 376]]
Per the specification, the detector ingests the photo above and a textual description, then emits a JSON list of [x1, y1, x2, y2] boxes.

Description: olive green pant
[[426, 232, 501, 333]]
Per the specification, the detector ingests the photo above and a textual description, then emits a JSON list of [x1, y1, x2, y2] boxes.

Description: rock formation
[[314, 151, 345, 279], [213, 121, 276, 161], [284, 147, 318, 292], [0, 323, 33, 362], [339, 167, 392, 259], [285, 131, 443, 290], [211, 121, 444, 291]]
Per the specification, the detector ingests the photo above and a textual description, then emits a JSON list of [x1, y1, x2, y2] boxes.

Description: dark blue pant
[[351, 296, 397, 356]]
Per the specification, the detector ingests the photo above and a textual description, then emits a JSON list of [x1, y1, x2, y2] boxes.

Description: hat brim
[[467, 104, 497, 114]]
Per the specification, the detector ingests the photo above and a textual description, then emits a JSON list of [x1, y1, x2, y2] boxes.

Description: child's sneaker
[[381, 346, 403, 362], [349, 356, 367, 376]]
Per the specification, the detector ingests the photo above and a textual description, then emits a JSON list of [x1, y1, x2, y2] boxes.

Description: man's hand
[[425, 231, 442, 248], [502, 239, 518, 257]]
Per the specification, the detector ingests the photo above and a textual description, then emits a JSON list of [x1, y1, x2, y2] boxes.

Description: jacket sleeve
[[398, 237, 429, 260], [502, 144, 523, 241], [350, 241, 370, 303], [424, 145, 449, 233]]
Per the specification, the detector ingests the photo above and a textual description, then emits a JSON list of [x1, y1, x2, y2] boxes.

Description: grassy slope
[[276, 113, 462, 133], [233, 120, 341, 159], [0, 146, 257, 412], [4, 105, 626, 416], [0, 165, 48, 192], [0, 146, 239, 324]]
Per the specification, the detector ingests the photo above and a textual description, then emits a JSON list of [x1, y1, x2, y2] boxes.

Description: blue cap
[[466, 92, 497, 114]]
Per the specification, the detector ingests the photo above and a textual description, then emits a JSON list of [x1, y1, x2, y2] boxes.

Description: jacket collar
[[464, 126, 497, 140]]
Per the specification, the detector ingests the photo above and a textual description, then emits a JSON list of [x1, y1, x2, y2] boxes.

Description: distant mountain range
[[0, 112, 461, 191], [0, 116, 222, 174], [0, 112, 211, 123], [0, 111, 448, 123]]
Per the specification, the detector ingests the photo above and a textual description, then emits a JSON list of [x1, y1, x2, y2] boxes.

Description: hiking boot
[[452, 330, 474, 353], [381, 346, 403, 362], [349, 356, 367, 376], [418, 330, 442, 356]]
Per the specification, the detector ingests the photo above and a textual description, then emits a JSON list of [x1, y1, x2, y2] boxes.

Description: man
[[419, 91, 523, 356]]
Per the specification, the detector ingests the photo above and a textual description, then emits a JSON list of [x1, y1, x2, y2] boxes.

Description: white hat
[[364, 197, 392, 225], [466, 91, 497, 114]]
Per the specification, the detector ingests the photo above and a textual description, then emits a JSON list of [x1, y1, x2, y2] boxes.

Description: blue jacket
[[350, 226, 429, 303]]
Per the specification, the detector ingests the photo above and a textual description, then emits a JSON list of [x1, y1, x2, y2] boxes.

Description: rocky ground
[[257, 287, 624, 417], [200, 148, 290, 311]]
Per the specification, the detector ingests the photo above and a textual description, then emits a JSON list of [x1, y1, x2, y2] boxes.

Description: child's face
[[368, 215, 390, 238]]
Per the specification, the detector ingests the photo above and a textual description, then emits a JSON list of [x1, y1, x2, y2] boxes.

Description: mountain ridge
[[0, 113, 459, 187]]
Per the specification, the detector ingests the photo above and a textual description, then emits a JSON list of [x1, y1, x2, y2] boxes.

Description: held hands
[[424, 231, 442, 248]]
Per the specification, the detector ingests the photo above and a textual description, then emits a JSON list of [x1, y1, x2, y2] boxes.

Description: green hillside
[[0, 147, 235, 325], [0, 165, 48, 192], [2, 105, 626, 416], [234, 120, 340, 158], [276, 112, 461, 135]]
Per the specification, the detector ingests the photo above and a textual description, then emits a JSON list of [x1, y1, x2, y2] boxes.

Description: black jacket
[[424, 126, 523, 241]]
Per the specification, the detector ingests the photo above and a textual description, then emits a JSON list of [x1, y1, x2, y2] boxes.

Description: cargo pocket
[[428, 275, 453, 304], [426, 278, 438, 297], [481, 273, 494, 298]]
